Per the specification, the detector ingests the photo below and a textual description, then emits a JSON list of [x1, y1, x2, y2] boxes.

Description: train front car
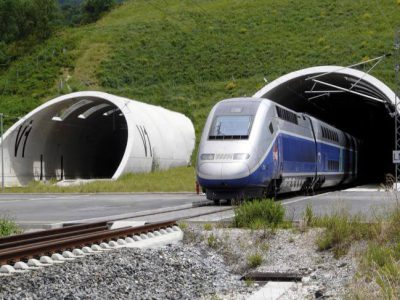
[[197, 98, 277, 202]]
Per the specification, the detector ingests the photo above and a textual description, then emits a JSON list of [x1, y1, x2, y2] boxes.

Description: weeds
[[302, 205, 378, 258], [315, 212, 377, 258], [244, 278, 255, 287], [259, 242, 270, 252], [233, 199, 285, 229], [203, 223, 213, 231], [0, 216, 22, 237], [350, 207, 400, 298], [304, 203, 314, 227], [178, 221, 188, 231], [207, 234, 219, 249], [247, 253, 263, 268]]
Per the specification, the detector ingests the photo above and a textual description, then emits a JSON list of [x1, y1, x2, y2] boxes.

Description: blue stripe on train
[[197, 132, 344, 188]]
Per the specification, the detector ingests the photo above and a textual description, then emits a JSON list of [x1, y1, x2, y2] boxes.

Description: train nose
[[198, 162, 250, 180]]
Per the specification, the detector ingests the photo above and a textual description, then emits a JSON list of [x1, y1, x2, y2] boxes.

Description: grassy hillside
[[0, 0, 399, 151]]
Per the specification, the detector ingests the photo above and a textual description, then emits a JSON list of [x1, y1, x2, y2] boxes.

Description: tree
[[31, 0, 60, 40], [82, 0, 115, 23], [0, 0, 59, 43]]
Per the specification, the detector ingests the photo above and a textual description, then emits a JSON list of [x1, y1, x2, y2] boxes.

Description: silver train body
[[196, 98, 360, 201]]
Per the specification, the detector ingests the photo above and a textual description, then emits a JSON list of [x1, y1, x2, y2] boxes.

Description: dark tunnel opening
[[42, 98, 128, 180], [260, 73, 395, 184]]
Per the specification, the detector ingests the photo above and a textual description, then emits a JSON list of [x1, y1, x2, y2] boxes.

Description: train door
[[351, 137, 357, 180], [342, 133, 350, 184], [304, 115, 318, 189]]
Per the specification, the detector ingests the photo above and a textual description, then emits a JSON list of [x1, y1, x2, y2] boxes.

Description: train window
[[276, 106, 298, 125], [269, 122, 274, 134], [209, 115, 253, 140]]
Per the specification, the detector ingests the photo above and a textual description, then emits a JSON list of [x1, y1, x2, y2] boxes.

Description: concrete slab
[[282, 189, 398, 221], [247, 282, 295, 300], [110, 221, 146, 230]]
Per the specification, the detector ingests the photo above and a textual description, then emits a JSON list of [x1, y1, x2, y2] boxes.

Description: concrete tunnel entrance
[[44, 97, 128, 179], [13, 96, 128, 183], [2, 91, 196, 186], [254, 66, 396, 184]]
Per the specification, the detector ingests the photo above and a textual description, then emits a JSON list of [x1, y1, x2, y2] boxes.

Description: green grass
[[233, 199, 285, 229], [0, 216, 22, 237], [4, 166, 196, 193]]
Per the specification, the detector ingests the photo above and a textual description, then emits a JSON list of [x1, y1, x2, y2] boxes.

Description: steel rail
[[0, 221, 109, 244], [0, 220, 176, 265], [0, 225, 109, 250]]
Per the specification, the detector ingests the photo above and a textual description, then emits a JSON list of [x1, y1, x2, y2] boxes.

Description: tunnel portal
[[253, 66, 396, 183], [13, 96, 128, 183], [2, 91, 196, 186]]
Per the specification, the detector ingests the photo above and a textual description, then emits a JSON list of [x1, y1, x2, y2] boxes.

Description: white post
[[1, 113, 4, 191]]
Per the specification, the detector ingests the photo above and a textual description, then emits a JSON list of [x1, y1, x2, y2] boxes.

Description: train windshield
[[209, 115, 253, 140]]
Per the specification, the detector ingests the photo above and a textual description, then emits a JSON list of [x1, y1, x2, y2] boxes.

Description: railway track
[[0, 220, 177, 267], [0, 201, 237, 272]]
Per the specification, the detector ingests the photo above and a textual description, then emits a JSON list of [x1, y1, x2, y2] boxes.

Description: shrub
[[247, 253, 263, 268], [233, 199, 285, 229]]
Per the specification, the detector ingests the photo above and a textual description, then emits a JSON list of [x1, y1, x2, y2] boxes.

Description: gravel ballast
[[0, 245, 252, 300], [184, 224, 361, 299]]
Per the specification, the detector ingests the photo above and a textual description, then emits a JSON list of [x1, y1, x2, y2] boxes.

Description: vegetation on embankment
[[5, 166, 196, 193], [1, 0, 399, 134], [0, 0, 399, 189]]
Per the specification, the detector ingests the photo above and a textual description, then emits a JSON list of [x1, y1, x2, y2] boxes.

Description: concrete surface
[[282, 188, 398, 221], [0, 185, 398, 229], [246, 282, 295, 300], [0, 193, 204, 228]]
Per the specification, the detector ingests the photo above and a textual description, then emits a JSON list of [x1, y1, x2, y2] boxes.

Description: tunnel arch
[[2, 91, 195, 186], [253, 66, 397, 183]]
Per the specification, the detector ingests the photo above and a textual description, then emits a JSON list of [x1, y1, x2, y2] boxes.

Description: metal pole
[[395, 29, 400, 191], [1, 113, 4, 191]]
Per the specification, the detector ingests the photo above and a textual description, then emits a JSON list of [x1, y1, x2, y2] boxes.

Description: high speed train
[[196, 98, 360, 202]]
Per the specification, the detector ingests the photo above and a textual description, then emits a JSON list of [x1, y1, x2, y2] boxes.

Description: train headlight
[[233, 153, 250, 160], [200, 153, 215, 160]]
